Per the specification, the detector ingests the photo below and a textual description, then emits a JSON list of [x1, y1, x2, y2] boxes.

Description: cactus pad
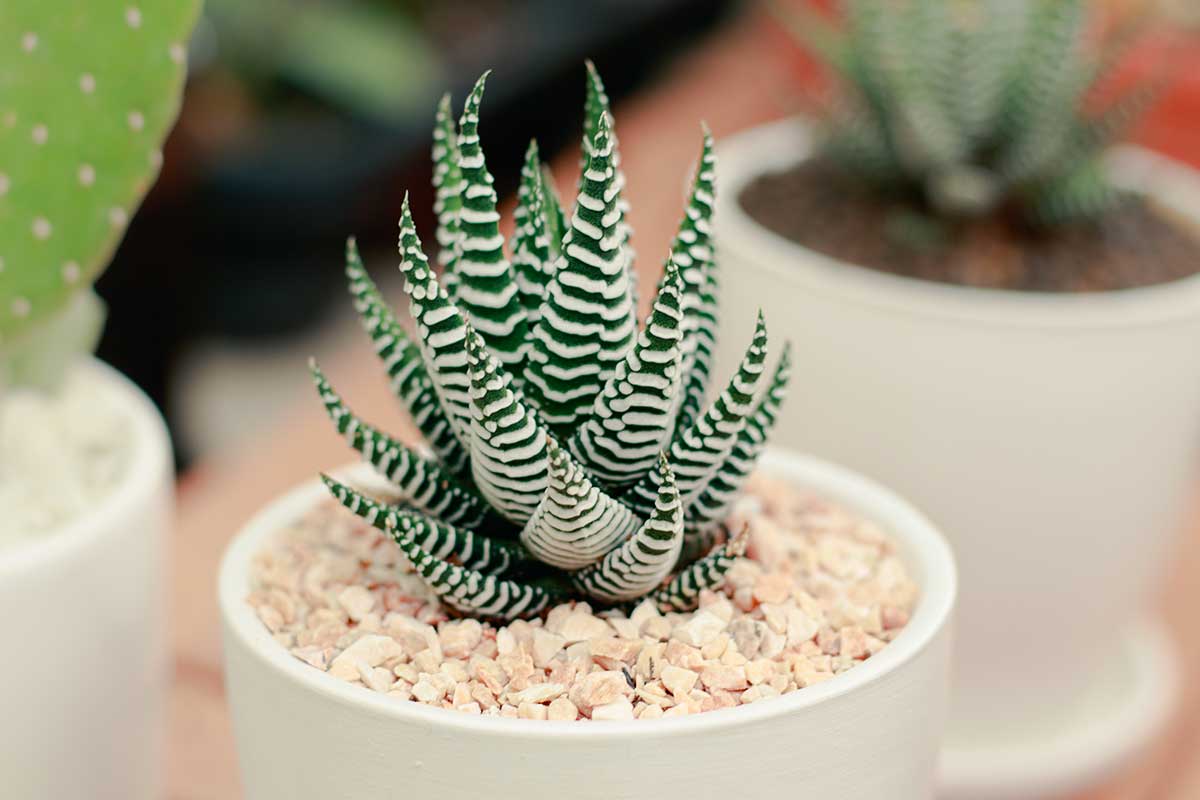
[[0, 0, 199, 375]]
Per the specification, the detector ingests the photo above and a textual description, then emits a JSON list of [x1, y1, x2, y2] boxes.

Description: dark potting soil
[[738, 159, 1200, 292]]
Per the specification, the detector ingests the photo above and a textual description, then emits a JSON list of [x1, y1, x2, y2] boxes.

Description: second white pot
[[0, 359, 173, 800], [713, 119, 1195, 796]]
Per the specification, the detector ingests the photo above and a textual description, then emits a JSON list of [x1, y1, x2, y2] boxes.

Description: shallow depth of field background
[[77, 1, 1200, 796]]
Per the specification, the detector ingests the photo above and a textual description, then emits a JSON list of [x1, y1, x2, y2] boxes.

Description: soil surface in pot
[[0, 364, 132, 546], [247, 473, 918, 721], [739, 159, 1200, 292]]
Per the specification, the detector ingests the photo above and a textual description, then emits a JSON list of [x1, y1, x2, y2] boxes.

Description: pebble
[[660, 665, 699, 698], [531, 629, 566, 668], [558, 610, 612, 643], [328, 635, 402, 681], [591, 697, 634, 721], [337, 586, 376, 622], [571, 670, 631, 712], [547, 697, 579, 721], [509, 683, 566, 705], [700, 665, 748, 692], [671, 611, 725, 648], [439, 619, 482, 659], [518, 702, 549, 721]]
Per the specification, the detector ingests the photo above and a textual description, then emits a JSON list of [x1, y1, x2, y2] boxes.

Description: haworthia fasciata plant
[[775, 0, 1148, 226], [314, 67, 793, 621]]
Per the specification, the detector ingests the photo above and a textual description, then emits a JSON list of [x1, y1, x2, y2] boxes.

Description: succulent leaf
[[540, 165, 567, 258], [582, 60, 637, 314], [512, 140, 556, 330], [0, 0, 200, 383], [432, 93, 465, 298], [464, 326, 550, 526], [322, 475, 526, 576], [521, 436, 639, 570], [686, 342, 793, 539], [571, 454, 684, 603], [451, 72, 529, 368], [310, 361, 485, 528], [396, 195, 475, 443], [386, 513, 554, 621], [568, 254, 684, 486], [626, 313, 771, 518], [522, 111, 637, 431], [343, 237, 468, 476], [647, 524, 748, 613], [671, 129, 719, 438]]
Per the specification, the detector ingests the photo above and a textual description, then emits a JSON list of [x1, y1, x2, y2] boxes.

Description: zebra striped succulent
[[312, 66, 793, 621], [779, 0, 1155, 225]]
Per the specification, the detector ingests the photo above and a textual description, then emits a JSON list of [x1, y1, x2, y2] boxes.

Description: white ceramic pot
[[713, 118, 1195, 797], [219, 449, 956, 800], [0, 358, 173, 800]]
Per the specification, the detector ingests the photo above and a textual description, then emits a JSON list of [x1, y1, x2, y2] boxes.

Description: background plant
[[0, 0, 199, 389], [314, 66, 792, 621], [775, 0, 1160, 228]]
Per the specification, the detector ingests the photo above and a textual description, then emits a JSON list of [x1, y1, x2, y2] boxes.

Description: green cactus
[[0, 0, 200, 387], [775, 0, 1156, 228], [314, 67, 792, 621]]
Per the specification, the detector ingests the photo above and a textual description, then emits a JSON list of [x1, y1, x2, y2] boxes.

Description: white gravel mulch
[[1, 365, 131, 546], [247, 473, 918, 721]]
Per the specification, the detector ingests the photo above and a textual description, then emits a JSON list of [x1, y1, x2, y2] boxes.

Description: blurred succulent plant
[[776, 0, 1158, 226], [0, 1, 199, 388], [313, 67, 793, 621]]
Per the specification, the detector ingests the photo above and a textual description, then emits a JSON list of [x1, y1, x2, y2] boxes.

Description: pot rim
[[218, 447, 956, 740], [0, 357, 171, 572], [715, 117, 1200, 330]]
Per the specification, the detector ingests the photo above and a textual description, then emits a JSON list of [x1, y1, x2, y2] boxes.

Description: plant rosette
[[0, 358, 173, 799], [219, 448, 955, 800], [713, 117, 1192, 798]]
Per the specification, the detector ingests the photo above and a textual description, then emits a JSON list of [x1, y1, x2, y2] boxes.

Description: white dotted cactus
[[314, 68, 794, 621], [0, 1, 199, 386]]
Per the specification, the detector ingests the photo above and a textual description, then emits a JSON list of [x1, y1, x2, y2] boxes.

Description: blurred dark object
[[96, 0, 735, 464]]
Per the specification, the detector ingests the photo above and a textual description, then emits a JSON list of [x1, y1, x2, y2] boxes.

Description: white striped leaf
[[465, 326, 550, 525], [572, 454, 683, 603], [647, 524, 748, 613], [432, 93, 465, 299], [396, 194, 474, 444], [568, 254, 684, 487], [522, 111, 637, 430], [686, 342, 793, 539], [512, 139, 557, 332], [521, 436, 638, 570], [322, 475, 524, 576], [626, 312, 770, 518], [343, 236, 468, 477], [671, 129, 719, 439], [310, 362, 484, 528], [452, 72, 529, 368], [385, 514, 555, 621]]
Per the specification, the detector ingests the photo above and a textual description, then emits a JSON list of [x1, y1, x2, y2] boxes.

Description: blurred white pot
[[219, 449, 956, 800], [713, 118, 1194, 798], [0, 358, 172, 800]]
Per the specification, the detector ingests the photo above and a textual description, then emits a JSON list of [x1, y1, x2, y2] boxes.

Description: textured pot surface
[[714, 118, 1200, 740], [219, 449, 956, 800], [0, 358, 173, 800]]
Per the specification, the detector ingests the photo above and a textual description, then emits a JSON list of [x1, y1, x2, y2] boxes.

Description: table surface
[[168, 10, 1200, 798]]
